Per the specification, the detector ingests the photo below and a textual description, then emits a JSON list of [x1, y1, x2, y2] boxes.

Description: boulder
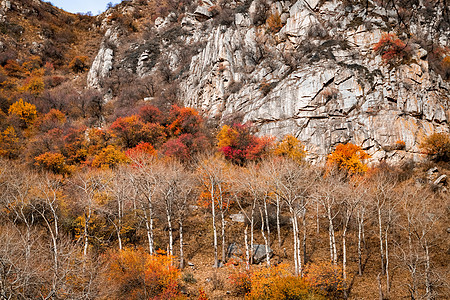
[[252, 244, 273, 264]]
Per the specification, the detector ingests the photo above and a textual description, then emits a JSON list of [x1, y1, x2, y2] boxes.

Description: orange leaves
[[68, 56, 89, 73], [419, 132, 450, 162], [304, 261, 343, 298], [266, 12, 283, 33], [34, 152, 71, 175], [104, 249, 182, 300], [0, 126, 20, 159], [373, 33, 411, 65], [327, 143, 370, 175], [229, 264, 325, 299], [126, 141, 157, 159]]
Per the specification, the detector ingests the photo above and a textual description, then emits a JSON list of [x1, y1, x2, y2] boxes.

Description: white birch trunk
[[276, 195, 281, 248], [179, 219, 184, 269]]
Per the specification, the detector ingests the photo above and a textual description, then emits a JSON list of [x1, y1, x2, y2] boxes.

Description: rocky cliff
[[88, 0, 450, 162]]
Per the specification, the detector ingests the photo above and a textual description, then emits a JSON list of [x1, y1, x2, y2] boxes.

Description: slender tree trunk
[[378, 204, 385, 275], [377, 273, 384, 300], [179, 219, 184, 269], [83, 208, 91, 257], [327, 206, 337, 265], [141, 203, 154, 255], [316, 201, 320, 235], [425, 240, 432, 300], [292, 214, 298, 275], [221, 207, 226, 264], [343, 227, 348, 298], [245, 226, 250, 269], [358, 211, 363, 276], [276, 195, 281, 248], [260, 207, 270, 267], [211, 186, 218, 268], [302, 209, 307, 264], [296, 215, 302, 277], [264, 199, 271, 247], [250, 205, 255, 265], [385, 227, 390, 298], [167, 212, 173, 256]]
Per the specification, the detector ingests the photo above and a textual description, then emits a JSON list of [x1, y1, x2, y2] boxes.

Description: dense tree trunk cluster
[[0, 156, 448, 299]]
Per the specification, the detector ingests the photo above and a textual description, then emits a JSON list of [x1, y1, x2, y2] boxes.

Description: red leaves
[[167, 105, 204, 136], [217, 123, 274, 165], [373, 33, 411, 65]]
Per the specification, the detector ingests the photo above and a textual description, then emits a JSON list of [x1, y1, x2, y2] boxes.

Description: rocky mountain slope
[[87, 0, 450, 162]]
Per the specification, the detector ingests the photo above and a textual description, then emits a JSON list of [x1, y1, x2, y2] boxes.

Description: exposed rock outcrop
[[88, 0, 450, 163]]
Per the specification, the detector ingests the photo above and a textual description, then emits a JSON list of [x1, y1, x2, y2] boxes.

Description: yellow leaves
[[8, 99, 37, 128], [273, 135, 306, 163], [240, 264, 325, 300], [327, 143, 370, 175], [303, 261, 343, 298], [91, 145, 130, 169], [21, 76, 45, 95], [217, 125, 238, 149]]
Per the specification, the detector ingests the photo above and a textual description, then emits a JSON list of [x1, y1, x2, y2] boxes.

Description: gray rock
[[230, 213, 246, 223], [226, 243, 243, 259], [252, 244, 273, 264]]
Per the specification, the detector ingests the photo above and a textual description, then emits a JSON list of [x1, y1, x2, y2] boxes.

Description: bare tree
[[197, 154, 230, 268]]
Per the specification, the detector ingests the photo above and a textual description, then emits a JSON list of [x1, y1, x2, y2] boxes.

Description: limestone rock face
[[88, 0, 450, 163], [87, 47, 114, 89]]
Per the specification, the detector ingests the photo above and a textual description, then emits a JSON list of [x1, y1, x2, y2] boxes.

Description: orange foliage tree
[[304, 261, 344, 298], [0, 126, 20, 159], [69, 56, 89, 73], [373, 33, 411, 65], [34, 152, 71, 175], [103, 249, 182, 300], [420, 132, 450, 162], [126, 141, 157, 159], [237, 264, 325, 300], [327, 143, 370, 175], [167, 105, 204, 136]]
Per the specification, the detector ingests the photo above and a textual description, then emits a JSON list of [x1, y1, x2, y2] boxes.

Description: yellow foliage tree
[[327, 143, 370, 175], [217, 125, 239, 149], [8, 99, 37, 128], [21, 76, 45, 96], [34, 152, 71, 175], [92, 145, 130, 169], [273, 135, 306, 163]]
